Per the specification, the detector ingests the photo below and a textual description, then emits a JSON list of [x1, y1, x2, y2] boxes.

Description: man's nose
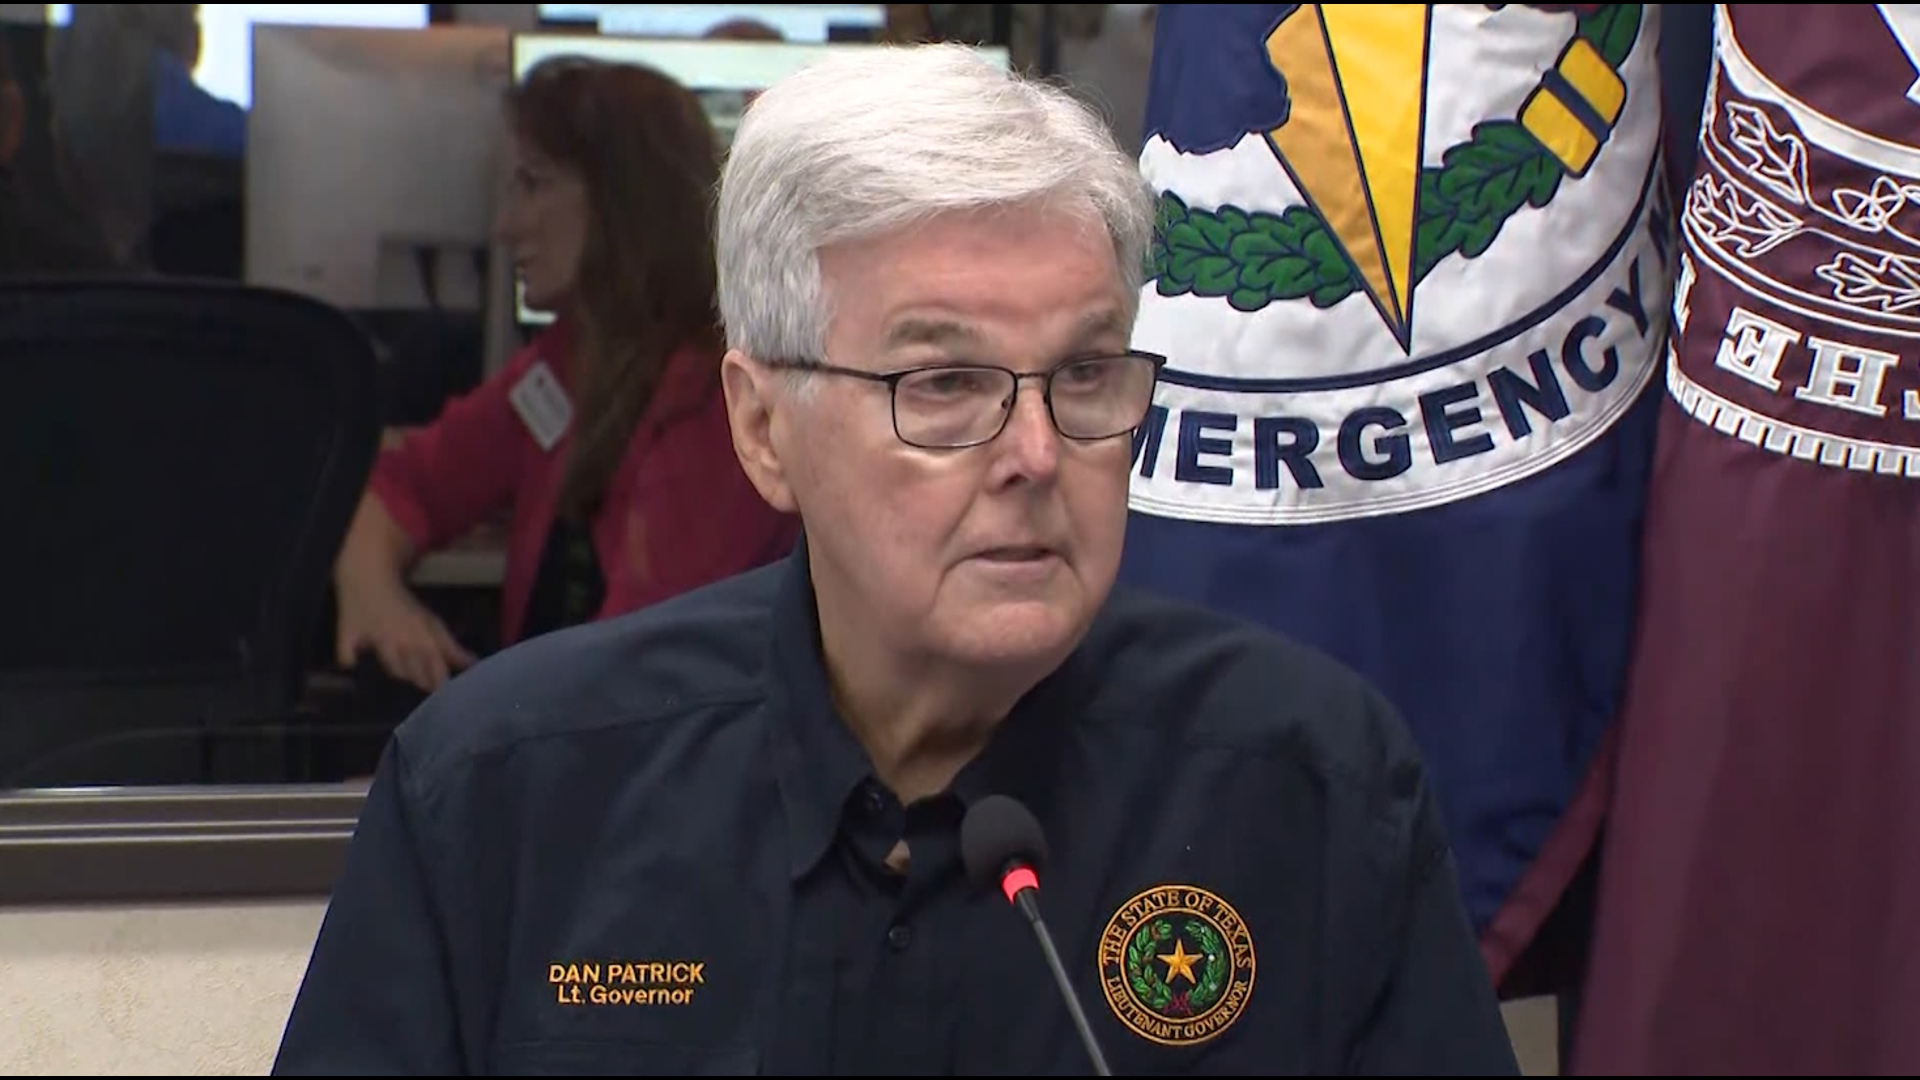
[[995, 379, 1062, 480]]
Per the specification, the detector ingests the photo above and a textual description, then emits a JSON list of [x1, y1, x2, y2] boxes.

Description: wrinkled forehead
[[815, 211, 1136, 355]]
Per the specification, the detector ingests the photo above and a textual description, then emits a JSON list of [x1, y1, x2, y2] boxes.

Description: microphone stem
[[1016, 892, 1114, 1076]]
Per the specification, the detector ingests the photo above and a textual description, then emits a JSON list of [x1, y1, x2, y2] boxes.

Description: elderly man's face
[[778, 207, 1138, 670]]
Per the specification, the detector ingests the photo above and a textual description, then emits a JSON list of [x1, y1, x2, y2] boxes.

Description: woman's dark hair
[[507, 56, 725, 521], [1, 28, 115, 276]]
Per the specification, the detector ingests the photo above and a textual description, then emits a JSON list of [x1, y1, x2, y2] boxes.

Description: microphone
[[961, 794, 1114, 1077]]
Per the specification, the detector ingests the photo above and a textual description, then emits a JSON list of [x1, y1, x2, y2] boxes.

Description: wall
[[0, 900, 325, 1076], [452, 3, 536, 29], [1056, 4, 1157, 158]]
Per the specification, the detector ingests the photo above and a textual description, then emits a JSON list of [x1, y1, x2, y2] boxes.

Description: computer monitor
[[535, 5, 885, 40], [248, 24, 510, 313], [248, 23, 520, 392], [603, 5, 885, 42], [46, 4, 432, 108], [507, 33, 1013, 326]]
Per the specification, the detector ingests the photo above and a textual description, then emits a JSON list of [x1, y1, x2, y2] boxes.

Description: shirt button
[[887, 924, 912, 951], [860, 786, 886, 816]]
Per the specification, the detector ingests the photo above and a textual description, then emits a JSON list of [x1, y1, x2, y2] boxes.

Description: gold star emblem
[[1158, 938, 1202, 986]]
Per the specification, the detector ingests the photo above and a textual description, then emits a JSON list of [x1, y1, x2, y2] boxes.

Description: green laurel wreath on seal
[[1184, 918, 1229, 1011], [1147, 4, 1642, 313], [1124, 918, 1233, 1016], [1125, 918, 1177, 1012]]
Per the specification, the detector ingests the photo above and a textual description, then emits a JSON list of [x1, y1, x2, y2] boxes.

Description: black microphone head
[[961, 794, 1050, 889]]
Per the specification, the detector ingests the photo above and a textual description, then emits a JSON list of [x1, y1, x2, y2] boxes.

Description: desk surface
[[411, 545, 506, 589], [409, 527, 506, 589]]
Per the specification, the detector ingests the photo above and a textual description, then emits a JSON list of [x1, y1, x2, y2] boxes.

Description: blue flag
[[1118, 3, 1673, 978]]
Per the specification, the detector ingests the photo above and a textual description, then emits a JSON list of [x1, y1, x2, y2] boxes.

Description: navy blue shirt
[[274, 539, 1519, 1075]]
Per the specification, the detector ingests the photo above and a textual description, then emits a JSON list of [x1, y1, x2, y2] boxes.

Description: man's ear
[[0, 82, 23, 171], [720, 349, 799, 514]]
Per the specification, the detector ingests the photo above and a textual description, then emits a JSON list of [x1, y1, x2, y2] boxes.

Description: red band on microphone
[[1000, 866, 1039, 904]]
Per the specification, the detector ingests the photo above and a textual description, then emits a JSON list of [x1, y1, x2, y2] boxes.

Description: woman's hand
[[335, 576, 478, 693]]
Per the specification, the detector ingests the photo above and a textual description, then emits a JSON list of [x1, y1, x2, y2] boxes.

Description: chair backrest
[[148, 151, 245, 280], [0, 278, 379, 787]]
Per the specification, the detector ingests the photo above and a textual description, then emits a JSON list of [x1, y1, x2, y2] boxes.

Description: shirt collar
[[763, 534, 1100, 880], [764, 533, 874, 879]]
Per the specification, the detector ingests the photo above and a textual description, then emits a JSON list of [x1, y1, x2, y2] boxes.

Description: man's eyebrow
[[882, 318, 986, 351], [877, 308, 1130, 360], [1072, 307, 1130, 344], [885, 309, 1128, 347]]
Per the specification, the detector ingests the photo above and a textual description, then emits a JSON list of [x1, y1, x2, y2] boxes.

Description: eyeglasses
[[765, 351, 1169, 450]]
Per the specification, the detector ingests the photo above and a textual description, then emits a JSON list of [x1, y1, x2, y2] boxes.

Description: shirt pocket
[[492, 1040, 759, 1075]]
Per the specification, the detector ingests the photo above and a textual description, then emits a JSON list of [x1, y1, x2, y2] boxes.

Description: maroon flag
[[1574, 4, 1920, 1073]]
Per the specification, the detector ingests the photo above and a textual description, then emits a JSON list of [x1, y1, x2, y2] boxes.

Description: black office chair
[[148, 151, 245, 280], [0, 278, 380, 788]]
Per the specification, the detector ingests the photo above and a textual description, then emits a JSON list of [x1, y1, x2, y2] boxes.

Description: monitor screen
[[536, 5, 886, 41], [46, 3, 430, 109], [247, 24, 510, 314]]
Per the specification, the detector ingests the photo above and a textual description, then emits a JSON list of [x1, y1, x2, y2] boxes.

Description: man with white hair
[[273, 44, 1518, 1076]]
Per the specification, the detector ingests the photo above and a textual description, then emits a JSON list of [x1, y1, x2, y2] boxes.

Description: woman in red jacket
[[331, 56, 799, 693]]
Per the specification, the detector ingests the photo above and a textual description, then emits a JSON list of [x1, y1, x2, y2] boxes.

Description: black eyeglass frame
[[759, 350, 1170, 450]]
